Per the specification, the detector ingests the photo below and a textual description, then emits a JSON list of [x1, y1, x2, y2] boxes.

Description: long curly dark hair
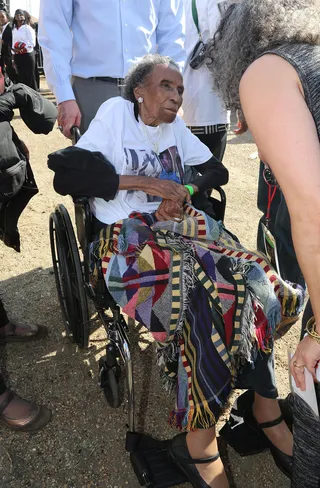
[[206, 0, 320, 110]]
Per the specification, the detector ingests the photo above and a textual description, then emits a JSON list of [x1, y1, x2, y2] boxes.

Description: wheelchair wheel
[[49, 204, 89, 349], [99, 356, 123, 408]]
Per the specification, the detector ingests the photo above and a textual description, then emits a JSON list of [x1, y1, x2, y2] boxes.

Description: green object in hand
[[184, 184, 195, 196]]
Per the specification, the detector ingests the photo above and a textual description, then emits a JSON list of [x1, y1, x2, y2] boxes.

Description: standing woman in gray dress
[[205, 0, 320, 483]]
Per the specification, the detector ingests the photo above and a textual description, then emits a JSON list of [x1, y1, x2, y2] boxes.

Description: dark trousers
[[194, 130, 228, 163], [0, 375, 6, 395], [257, 162, 305, 288], [14, 51, 38, 91], [237, 350, 278, 399], [0, 298, 8, 328], [2, 56, 17, 83], [0, 297, 8, 394], [301, 299, 313, 340]]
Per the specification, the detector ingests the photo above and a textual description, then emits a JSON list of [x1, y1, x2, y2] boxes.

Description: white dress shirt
[[12, 24, 36, 54], [182, 0, 230, 126], [38, 0, 186, 105]]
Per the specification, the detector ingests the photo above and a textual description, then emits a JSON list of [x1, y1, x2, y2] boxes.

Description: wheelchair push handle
[[71, 126, 81, 145]]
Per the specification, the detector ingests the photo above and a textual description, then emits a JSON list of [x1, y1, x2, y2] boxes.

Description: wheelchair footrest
[[126, 431, 188, 488]]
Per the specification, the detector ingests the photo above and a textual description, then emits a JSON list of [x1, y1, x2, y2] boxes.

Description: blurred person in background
[[12, 9, 38, 91], [0, 9, 15, 82], [38, 0, 186, 137]]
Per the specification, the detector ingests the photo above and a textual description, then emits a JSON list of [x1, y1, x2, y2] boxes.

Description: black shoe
[[245, 409, 293, 479], [220, 391, 294, 457], [220, 390, 269, 456], [168, 432, 220, 488]]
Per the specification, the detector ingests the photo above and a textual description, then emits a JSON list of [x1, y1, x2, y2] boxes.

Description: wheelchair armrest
[[72, 196, 90, 205], [209, 186, 227, 222], [214, 187, 226, 207]]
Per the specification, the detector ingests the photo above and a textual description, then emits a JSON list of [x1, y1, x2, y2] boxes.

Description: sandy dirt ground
[[0, 78, 299, 488]]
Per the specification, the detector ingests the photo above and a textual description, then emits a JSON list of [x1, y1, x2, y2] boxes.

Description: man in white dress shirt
[[182, 0, 230, 162], [38, 0, 186, 138]]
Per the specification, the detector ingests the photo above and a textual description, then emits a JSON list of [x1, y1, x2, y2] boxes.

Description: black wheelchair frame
[[49, 128, 227, 487]]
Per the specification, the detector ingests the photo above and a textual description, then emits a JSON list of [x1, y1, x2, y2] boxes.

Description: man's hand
[[155, 199, 183, 222], [58, 100, 82, 139]]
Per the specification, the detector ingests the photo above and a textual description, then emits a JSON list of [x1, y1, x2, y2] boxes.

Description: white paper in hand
[[289, 351, 319, 418]]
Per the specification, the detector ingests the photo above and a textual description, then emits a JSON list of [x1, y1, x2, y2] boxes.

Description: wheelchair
[[49, 128, 227, 488]]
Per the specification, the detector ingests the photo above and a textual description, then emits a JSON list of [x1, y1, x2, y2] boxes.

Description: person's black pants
[[0, 376, 6, 395], [0, 297, 8, 395], [0, 297, 9, 328], [2, 56, 17, 83], [301, 299, 313, 340], [194, 130, 228, 163], [257, 161, 305, 288], [14, 51, 38, 91]]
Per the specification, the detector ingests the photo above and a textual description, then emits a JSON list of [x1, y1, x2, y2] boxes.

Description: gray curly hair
[[123, 54, 180, 103], [206, 0, 320, 110]]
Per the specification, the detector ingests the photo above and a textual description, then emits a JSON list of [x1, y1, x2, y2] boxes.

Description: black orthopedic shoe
[[220, 390, 294, 458], [168, 432, 220, 488], [245, 409, 293, 479]]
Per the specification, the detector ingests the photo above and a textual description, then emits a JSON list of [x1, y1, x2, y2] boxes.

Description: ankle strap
[[0, 390, 14, 415], [185, 452, 220, 465], [258, 414, 284, 429]]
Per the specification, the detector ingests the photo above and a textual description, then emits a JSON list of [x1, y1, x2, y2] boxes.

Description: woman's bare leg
[[186, 427, 229, 487], [253, 393, 293, 455]]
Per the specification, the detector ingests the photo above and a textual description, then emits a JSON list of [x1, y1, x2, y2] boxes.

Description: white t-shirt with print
[[76, 97, 212, 224]]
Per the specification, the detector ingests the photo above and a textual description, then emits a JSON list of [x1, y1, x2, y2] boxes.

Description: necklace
[[139, 118, 163, 155]]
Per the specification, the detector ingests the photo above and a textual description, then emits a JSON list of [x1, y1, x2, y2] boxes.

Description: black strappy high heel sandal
[[168, 432, 220, 488], [246, 410, 293, 479]]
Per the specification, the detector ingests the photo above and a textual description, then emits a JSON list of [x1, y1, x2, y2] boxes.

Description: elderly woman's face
[[135, 64, 184, 125]]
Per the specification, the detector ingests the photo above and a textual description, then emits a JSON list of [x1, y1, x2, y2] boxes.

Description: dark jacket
[[48, 147, 119, 201], [0, 82, 57, 251], [0, 23, 16, 81]]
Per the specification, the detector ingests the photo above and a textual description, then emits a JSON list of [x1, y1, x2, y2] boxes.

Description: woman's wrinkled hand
[[148, 178, 190, 204], [290, 335, 320, 390], [155, 199, 183, 222]]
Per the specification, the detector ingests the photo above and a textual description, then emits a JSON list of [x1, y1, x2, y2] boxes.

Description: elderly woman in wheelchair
[[49, 54, 304, 488]]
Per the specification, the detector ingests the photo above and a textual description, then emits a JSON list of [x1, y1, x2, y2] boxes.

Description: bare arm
[[240, 54, 320, 388]]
